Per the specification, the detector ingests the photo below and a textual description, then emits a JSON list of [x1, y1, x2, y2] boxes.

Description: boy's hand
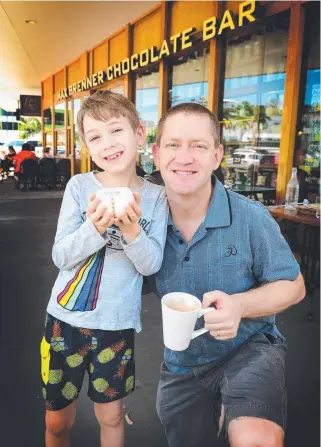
[[87, 193, 115, 235], [115, 192, 142, 244]]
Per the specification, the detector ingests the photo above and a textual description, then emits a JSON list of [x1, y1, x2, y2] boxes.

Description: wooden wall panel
[[109, 29, 128, 65], [54, 70, 65, 94], [225, 1, 242, 15], [80, 52, 88, 78], [42, 77, 53, 109], [133, 8, 162, 54], [67, 59, 81, 85], [93, 42, 108, 73], [171, 1, 215, 35], [276, 3, 305, 203]]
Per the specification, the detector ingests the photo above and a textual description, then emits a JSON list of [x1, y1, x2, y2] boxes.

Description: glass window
[[169, 47, 209, 108], [45, 132, 53, 151], [295, 2, 320, 201], [110, 85, 125, 95], [67, 101, 72, 127], [221, 14, 289, 190], [44, 107, 52, 131], [135, 70, 159, 173], [73, 99, 81, 160], [56, 131, 66, 156], [55, 103, 65, 128]]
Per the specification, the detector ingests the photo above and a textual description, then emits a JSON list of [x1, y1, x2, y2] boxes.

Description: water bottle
[[285, 167, 300, 210]]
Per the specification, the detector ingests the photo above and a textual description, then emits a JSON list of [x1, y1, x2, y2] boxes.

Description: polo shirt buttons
[[184, 256, 190, 262], [179, 240, 184, 244]]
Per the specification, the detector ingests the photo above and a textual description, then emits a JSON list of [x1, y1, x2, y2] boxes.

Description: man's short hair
[[77, 90, 140, 143], [43, 147, 51, 154], [156, 103, 220, 148], [22, 143, 32, 151]]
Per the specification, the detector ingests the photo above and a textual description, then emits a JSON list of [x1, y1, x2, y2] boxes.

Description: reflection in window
[[295, 2, 320, 201], [110, 85, 125, 95], [67, 101, 72, 127], [169, 47, 209, 108], [44, 108, 52, 130], [45, 133, 53, 151], [221, 15, 289, 190], [55, 103, 65, 128], [136, 70, 159, 173], [73, 99, 81, 160], [56, 131, 66, 156]]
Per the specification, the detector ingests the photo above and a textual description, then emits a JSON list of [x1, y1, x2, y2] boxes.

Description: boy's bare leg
[[94, 401, 124, 447], [45, 402, 76, 447]]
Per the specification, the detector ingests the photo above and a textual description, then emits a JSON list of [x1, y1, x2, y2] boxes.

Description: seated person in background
[[42, 147, 53, 159], [14, 143, 37, 174], [7, 146, 16, 163]]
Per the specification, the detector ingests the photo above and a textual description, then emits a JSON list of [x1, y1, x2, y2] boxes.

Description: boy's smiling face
[[83, 114, 145, 174]]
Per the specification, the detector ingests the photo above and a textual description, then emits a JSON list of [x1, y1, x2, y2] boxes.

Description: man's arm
[[236, 273, 305, 318]]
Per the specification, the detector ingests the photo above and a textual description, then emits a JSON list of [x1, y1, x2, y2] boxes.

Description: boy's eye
[[112, 128, 123, 134], [89, 136, 100, 142]]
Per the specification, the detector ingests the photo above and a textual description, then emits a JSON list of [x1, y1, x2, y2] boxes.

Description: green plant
[[146, 128, 157, 145], [18, 118, 41, 139]]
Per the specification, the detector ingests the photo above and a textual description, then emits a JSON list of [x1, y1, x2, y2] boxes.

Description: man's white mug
[[161, 292, 214, 351]]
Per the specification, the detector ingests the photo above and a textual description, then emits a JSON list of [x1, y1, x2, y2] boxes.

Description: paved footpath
[[0, 180, 319, 446]]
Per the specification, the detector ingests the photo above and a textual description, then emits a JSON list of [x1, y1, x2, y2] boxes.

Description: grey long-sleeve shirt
[[47, 172, 168, 332]]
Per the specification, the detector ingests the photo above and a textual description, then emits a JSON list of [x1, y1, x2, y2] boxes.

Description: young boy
[[41, 90, 168, 447]]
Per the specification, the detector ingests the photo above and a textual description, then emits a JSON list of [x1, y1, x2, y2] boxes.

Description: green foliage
[[146, 128, 157, 145], [18, 118, 41, 139]]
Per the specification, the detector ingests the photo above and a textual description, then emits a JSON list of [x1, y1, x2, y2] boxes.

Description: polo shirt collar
[[167, 176, 232, 229]]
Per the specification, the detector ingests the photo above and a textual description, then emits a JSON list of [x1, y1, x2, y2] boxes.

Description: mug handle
[[190, 308, 214, 340]]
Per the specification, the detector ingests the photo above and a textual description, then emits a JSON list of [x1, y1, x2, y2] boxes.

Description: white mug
[[96, 187, 134, 215], [161, 292, 214, 351]]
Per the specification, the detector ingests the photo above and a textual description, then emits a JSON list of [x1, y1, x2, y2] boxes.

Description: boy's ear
[[136, 124, 145, 146], [152, 143, 159, 166]]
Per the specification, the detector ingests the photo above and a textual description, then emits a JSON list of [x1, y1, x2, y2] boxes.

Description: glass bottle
[[285, 167, 300, 210]]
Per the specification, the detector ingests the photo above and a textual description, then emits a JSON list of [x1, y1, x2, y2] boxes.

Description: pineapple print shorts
[[40, 313, 135, 411]]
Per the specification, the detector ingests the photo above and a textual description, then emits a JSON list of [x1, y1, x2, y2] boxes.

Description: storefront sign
[[57, 0, 256, 100]]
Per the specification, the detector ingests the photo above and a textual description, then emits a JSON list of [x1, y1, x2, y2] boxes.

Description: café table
[[268, 207, 320, 320], [231, 185, 276, 204]]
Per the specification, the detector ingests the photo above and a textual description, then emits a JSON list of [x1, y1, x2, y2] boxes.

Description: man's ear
[[136, 124, 145, 146], [213, 144, 224, 171], [152, 143, 159, 167]]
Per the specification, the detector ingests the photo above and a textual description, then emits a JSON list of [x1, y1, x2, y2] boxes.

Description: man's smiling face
[[153, 112, 223, 196]]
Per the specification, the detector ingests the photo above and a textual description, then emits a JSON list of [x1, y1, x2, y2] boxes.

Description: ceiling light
[[25, 20, 37, 25]]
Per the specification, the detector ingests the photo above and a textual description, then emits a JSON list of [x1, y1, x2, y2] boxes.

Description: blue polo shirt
[[153, 178, 300, 371]]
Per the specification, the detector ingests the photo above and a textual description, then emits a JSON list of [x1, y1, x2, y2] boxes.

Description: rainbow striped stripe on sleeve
[[57, 247, 106, 311]]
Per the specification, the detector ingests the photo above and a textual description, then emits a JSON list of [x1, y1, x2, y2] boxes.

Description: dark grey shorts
[[156, 332, 287, 447]]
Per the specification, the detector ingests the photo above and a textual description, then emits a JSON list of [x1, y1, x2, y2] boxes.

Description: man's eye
[[112, 128, 123, 134], [166, 143, 179, 148], [193, 144, 207, 150]]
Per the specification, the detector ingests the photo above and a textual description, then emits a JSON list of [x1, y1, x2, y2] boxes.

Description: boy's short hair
[[156, 103, 220, 148], [77, 90, 140, 142]]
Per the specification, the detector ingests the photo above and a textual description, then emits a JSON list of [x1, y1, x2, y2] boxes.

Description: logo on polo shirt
[[225, 244, 237, 257]]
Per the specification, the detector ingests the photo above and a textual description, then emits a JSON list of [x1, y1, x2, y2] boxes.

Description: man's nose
[[174, 146, 194, 164]]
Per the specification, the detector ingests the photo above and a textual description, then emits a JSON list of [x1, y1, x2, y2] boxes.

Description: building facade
[[41, 0, 320, 203]]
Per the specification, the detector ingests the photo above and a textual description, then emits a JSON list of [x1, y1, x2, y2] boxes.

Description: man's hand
[[87, 193, 115, 235], [115, 192, 142, 244], [202, 291, 244, 340]]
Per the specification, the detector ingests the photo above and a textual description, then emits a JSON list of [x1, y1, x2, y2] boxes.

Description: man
[[151, 103, 305, 447]]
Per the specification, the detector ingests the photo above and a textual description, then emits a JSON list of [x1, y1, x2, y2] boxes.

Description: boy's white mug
[[96, 187, 134, 216], [161, 292, 214, 351]]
